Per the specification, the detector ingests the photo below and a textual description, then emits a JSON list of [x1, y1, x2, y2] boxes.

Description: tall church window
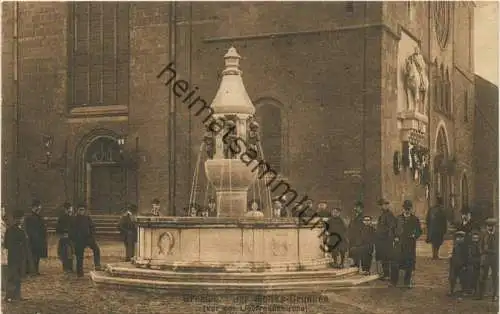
[[461, 174, 469, 211], [68, 2, 130, 108]]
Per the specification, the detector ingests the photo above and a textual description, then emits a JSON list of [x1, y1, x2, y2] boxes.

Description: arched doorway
[[434, 125, 451, 217], [74, 130, 127, 214], [461, 174, 469, 211]]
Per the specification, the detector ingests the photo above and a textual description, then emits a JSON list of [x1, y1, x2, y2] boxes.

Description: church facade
[[2, 2, 476, 219]]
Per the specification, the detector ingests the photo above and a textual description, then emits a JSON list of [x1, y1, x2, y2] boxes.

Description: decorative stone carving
[[222, 119, 238, 159], [247, 117, 260, 160], [403, 47, 429, 114], [271, 238, 288, 256], [157, 232, 175, 256], [203, 124, 215, 159], [433, 2, 451, 49]]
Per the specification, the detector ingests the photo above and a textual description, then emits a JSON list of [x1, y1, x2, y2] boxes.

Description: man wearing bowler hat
[[375, 198, 397, 280], [348, 201, 365, 268], [391, 200, 422, 288]]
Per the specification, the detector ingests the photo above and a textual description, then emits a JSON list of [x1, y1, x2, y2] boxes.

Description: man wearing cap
[[375, 198, 397, 280], [391, 200, 422, 288], [348, 201, 365, 268], [448, 231, 469, 296], [24, 200, 48, 275], [118, 204, 137, 262], [426, 196, 448, 259], [475, 218, 498, 301], [55, 202, 75, 273]]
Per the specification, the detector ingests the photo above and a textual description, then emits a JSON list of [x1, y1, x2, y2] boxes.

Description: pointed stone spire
[[210, 47, 255, 116]]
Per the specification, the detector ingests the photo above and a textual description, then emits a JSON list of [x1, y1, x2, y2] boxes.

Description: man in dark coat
[[24, 200, 48, 275], [4, 210, 28, 302], [447, 231, 469, 296], [70, 204, 102, 277], [390, 200, 422, 288], [55, 202, 74, 272], [350, 215, 375, 274], [118, 204, 137, 262], [348, 201, 365, 268], [426, 196, 448, 259], [375, 198, 397, 280], [325, 207, 348, 268], [467, 232, 482, 296], [475, 218, 498, 301]]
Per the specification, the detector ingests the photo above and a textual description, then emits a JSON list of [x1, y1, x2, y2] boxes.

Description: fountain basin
[[91, 217, 379, 294], [133, 217, 327, 272]]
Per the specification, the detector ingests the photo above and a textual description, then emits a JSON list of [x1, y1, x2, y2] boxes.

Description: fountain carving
[[90, 48, 379, 294]]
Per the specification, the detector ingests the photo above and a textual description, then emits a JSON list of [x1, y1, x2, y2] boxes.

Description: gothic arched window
[[434, 126, 450, 210], [254, 99, 288, 175], [461, 174, 469, 211], [68, 2, 130, 108]]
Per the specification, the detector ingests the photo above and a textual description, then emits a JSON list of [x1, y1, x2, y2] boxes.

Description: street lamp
[[117, 136, 126, 154]]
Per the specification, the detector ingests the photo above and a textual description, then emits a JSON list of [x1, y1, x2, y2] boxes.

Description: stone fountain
[[90, 48, 379, 294]]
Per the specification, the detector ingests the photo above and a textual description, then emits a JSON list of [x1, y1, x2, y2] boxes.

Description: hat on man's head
[[32, 199, 41, 207], [402, 200, 413, 209], [454, 230, 466, 238], [377, 198, 390, 206], [63, 202, 72, 209], [354, 201, 364, 208], [152, 198, 160, 205], [76, 203, 87, 209], [485, 218, 497, 226]]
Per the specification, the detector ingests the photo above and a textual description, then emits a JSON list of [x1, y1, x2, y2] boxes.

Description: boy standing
[[56, 202, 75, 273], [4, 210, 28, 302], [448, 231, 469, 296], [118, 204, 137, 262]]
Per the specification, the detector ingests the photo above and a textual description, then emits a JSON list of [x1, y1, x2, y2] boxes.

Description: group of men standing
[[1, 201, 102, 302], [325, 197, 423, 288]]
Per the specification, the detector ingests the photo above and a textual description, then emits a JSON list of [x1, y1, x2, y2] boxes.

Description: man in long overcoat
[[375, 198, 397, 280], [118, 204, 137, 262], [426, 196, 448, 259], [390, 200, 422, 288], [4, 210, 28, 302], [24, 200, 48, 275], [348, 201, 365, 267]]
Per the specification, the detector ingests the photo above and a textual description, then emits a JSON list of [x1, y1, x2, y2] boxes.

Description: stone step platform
[[90, 263, 379, 295]]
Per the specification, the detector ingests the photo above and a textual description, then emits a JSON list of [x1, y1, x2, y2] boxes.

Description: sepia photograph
[[0, 1, 498, 313]]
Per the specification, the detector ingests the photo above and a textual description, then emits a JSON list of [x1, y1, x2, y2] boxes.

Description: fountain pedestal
[[205, 159, 257, 217]]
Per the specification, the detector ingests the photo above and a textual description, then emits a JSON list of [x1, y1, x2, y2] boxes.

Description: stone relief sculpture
[[403, 47, 429, 114], [222, 119, 238, 159], [271, 238, 288, 256], [203, 124, 215, 159], [157, 232, 175, 255]]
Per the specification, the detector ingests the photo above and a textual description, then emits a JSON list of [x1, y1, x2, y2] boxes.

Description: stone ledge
[[131, 258, 332, 273], [135, 216, 325, 229], [67, 104, 129, 117]]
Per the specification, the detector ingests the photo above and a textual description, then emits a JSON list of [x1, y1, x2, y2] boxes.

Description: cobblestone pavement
[[2, 239, 498, 314]]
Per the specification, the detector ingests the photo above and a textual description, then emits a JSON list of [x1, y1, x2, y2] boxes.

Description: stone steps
[[105, 263, 360, 283], [90, 265, 379, 294]]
